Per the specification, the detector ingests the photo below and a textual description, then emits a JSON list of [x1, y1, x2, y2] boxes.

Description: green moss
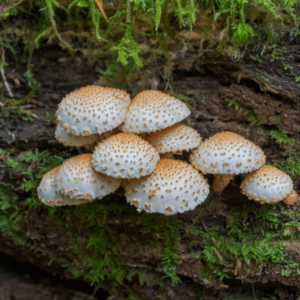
[[1, 158, 300, 297], [45, 200, 181, 288], [188, 203, 300, 284], [1, 0, 299, 67]]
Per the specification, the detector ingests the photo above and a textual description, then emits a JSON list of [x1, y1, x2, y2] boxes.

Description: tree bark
[[0, 33, 300, 299]]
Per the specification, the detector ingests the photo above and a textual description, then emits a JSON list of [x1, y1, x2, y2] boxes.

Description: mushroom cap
[[124, 158, 210, 215], [92, 133, 160, 179], [55, 123, 100, 147], [54, 154, 121, 200], [283, 189, 298, 205], [146, 124, 201, 153], [37, 166, 90, 206], [190, 131, 266, 175], [240, 165, 293, 204], [55, 123, 116, 147], [56, 86, 130, 136], [120, 90, 191, 134]]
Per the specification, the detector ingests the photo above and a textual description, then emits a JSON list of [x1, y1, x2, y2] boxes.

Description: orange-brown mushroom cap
[[240, 165, 293, 204], [146, 124, 201, 153], [54, 154, 121, 200], [125, 158, 209, 215], [37, 166, 90, 206], [92, 133, 160, 179], [283, 189, 298, 205], [120, 90, 191, 134], [190, 131, 266, 175], [56, 85, 130, 136]]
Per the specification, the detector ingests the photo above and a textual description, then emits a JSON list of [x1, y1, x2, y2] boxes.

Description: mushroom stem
[[160, 153, 175, 159], [160, 152, 182, 159], [212, 174, 234, 193], [283, 189, 298, 205]]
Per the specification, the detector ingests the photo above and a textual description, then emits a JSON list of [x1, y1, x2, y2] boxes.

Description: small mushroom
[[120, 90, 191, 134], [190, 131, 266, 192], [92, 133, 160, 179], [56, 85, 130, 136], [146, 124, 201, 154], [125, 158, 210, 215], [54, 154, 121, 200], [240, 165, 293, 204], [37, 166, 90, 206], [55, 123, 100, 147], [283, 189, 298, 205], [55, 123, 116, 147]]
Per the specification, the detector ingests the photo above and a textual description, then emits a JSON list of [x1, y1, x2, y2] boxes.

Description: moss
[[1, 2, 300, 298], [1, 0, 299, 68], [1, 143, 300, 290]]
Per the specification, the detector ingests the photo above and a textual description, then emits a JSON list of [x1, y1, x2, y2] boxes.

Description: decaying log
[[0, 36, 300, 299]]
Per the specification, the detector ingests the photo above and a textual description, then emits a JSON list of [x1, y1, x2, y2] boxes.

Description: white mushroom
[[240, 165, 293, 204], [92, 133, 160, 179], [146, 124, 201, 153], [190, 131, 266, 192], [120, 90, 191, 134], [56, 85, 130, 136], [54, 154, 121, 200], [125, 158, 210, 215], [55, 123, 100, 147], [37, 166, 90, 206], [55, 123, 116, 147]]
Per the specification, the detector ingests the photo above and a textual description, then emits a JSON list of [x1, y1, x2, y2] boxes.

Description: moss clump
[[1, 0, 299, 67]]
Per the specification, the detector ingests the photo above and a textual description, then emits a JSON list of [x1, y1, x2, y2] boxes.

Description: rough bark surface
[[0, 36, 300, 299]]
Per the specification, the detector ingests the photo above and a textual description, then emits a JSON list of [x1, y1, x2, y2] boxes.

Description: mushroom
[[146, 124, 201, 156], [124, 158, 210, 215], [92, 133, 160, 179], [37, 166, 90, 206], [240, 165, 293, 204], [283, 189, 298, 205], [56, 85, 130, 136], [55, 123, 116, 147], [190, 131, 266, 193], [120, 90, 191, 134], [55, 123, 100, 147], [54, 154, 121, 200]]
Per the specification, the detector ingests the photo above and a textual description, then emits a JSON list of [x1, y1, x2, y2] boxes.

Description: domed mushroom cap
[[190, 131, 266, 175], [120, 90, 191, 134], [55, 154, 121, 200], [55, 123, 116, 147], [283, 189, 298, 205], [56, 86, 130, 136], [240, 165, 293, 204], [146, 124, 201, 153], [92, 133, 160, 179], [37, 166, 89, 206], [110, 88, 131, 107], [55, 123, 100, 147], [125, 159, 209, 215]]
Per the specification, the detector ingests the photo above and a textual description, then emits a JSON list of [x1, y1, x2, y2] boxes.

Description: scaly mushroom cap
[[55, 123, 99, 147], [55, 123, 116, 147], [125, 158, 209, 215], [283, 189, 298, 205], [120, 90, 191, 134], [54, 154, 121, 200], [110, 87, 131, 107], [240, 165, 293, 204], [37, 166, 90, 206], [56, 86, 130, 136], [146, 124, 201, 153], [190, 131, 266, 175], [92, 133, 160, 179]]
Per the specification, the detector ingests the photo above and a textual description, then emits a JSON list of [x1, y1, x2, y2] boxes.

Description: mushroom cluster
[[38, 85, 298, 213]]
